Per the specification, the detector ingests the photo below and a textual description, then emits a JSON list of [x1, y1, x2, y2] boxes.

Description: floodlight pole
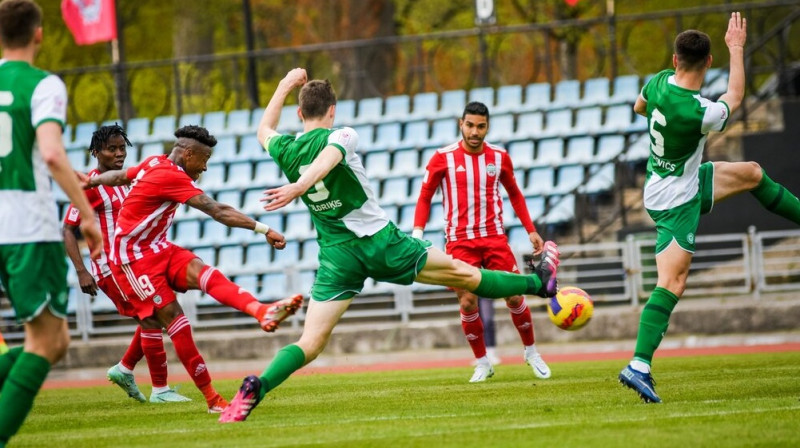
[[243, 0, 260, 109], [475, 0, 496, 87]]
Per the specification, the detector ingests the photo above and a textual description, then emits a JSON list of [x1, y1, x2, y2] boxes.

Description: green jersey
[[0, 60, 67, 244], [641, 69, 729, 211], [266, 127, 389, 247]]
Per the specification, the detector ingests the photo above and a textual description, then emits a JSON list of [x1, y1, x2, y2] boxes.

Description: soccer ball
[[546, 286, 593, 331]]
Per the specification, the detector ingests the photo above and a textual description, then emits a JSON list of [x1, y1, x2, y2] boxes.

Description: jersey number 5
[[0, 91, 13, 158], [298, 164, 330, 202], [649, 108, 667, 157]]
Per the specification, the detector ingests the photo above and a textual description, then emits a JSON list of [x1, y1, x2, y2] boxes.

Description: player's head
[[298, 79, 336, 123], [673, 29, 712, 72], [172, 125, 217, 181], [90, 124, 131, 171], [460, 101, 490, 152], [0, 0, 43, 51]]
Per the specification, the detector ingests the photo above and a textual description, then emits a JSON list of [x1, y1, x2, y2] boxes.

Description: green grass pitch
[[13, 351, 800, 447]]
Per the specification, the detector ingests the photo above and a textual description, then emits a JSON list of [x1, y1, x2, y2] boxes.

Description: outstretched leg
[[714, 161, 800, 224]]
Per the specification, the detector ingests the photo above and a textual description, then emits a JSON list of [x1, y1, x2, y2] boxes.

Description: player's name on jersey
[[309, 199, 343, 212], [652, 155, 677, 172]]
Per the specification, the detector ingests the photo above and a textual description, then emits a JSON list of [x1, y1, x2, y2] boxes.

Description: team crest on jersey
[[67, 207, 80, 221], [687, 233, 695, 244], [486, 163, 497, 176], [153, 295, 162, 305]]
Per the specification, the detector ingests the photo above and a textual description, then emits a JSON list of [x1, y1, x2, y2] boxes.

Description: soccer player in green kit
[[0, 1, 102, 444], [219, 68, 561, 422], [619, 12, 800, 403]]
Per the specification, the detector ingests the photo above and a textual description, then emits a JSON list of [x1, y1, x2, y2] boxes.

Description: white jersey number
[[299, 164, 330, 202], [649, 108, 667, 157], [0, 91, 13, 158]]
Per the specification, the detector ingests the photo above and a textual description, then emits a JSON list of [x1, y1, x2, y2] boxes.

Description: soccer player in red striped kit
[[414, 101, 552, 382]]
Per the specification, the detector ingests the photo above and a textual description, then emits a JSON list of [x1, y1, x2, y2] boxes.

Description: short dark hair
[[0, 0, 42, 49], [462, 101, 490, 120], [90, 123, 132, 155], [299, 79, 337, 120], [674, 30, 711, 71], [175, 125, 217, 148]]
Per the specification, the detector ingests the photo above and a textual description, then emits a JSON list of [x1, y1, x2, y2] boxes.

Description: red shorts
[[109, 244, 198, 320], [97, 275, 137, 318], [445, 235, 520, 273]]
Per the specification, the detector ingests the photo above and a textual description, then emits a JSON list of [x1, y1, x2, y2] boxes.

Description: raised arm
[[256, 68, 308, 147], [717, 12, 747, 113], [185, 193, 286, 249], [37, 122, 102, 259], [83, 169, 130, 188], [262, 145, 344, 211]]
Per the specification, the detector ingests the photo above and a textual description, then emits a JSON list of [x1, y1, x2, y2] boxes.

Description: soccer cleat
[[218, 375, 262, 423], [149, 388, 192, 403], [529, 241, 560, 298], [207, 394, 229, 414], [469, 362, 495, 383], [525, 352, 552, 379], [259, 294, 304, 332], [619, 365, 662, 403], [107, 364, 146, 402]]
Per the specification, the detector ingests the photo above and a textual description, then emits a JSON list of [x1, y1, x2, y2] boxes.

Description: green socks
[[0, 347, 23, 389], [472, 269, 542, 298], [0, 351, 51, 445], [750, 170, 800, 225], [258, 344, 306, 400], [633, 287, 679, 365]]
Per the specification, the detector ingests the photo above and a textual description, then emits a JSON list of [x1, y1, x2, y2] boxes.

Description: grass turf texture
[[13, 351, 800, 447]]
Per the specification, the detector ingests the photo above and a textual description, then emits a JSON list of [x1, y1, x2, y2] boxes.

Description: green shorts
[[647, 162, 715, 254], [312, 222, 431, 301], [0, 242, 69, 323]]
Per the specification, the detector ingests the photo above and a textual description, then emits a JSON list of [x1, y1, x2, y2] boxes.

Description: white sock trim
[[117, 363, 134, 375], [630, 360, 651, 374]]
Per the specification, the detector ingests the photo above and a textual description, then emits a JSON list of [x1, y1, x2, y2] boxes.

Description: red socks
[[120, 326, 144, 371], [140, 328, 168, 388], [460, 310, 487, 359], [166, 314, 218, 404], [508, 300, 535, 346], [199, 265, 264, 318]]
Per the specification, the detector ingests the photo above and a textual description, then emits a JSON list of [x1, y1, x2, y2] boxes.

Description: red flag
[[565, 0, 580, 6], [61, 0, 117, 45]]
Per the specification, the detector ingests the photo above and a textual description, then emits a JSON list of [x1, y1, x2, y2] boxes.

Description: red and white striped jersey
[[63, 168, 129, 279], [112, 155, 203, 265], [414, 140, 535, 242]]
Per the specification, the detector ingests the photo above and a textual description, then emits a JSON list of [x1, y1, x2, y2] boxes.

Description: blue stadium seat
[[372, 122, 402, 151], [203, 111, 227, 136], [237, 134, 264, 161], [401, 120, 430, 148], [551, 79, 581, 109], [564, 136, 596, 164], [273, 240, 301, 265], [62, 123, 73, 146], [382, 204, 399, 223], [507, 140, 535, 169], [296, 270, 316, 295], [254, 159, 281, 186], [66, 148, 88, 172], [609, 74, 640, 104], [283, 212, 313, 241], [494, 85, 523, 114], [629, 113, 648, 133], [553, 164, 585, 194], [172, 220, 202, 247], [226, 161, 253, 188], [391, 148, 420, 176], [226, 109, 252, 135], [261, 272, 288, 300], [278, 105, 302, 133], [522, 83, 551, 111], [381, 177, 410, 205], [487, 113, 514, 143], [410, 92, 439, 120], [178, 113, 202, 128], [396, 204, 416, 233], [429, 118, 458, 146], [383, 95, 410, 122], [244, 243, 271, 273], [542, 109, 573, 138], [525, 166, 555, 196], [355, 97, 383, 124], [535, 138, 565, 166], [216, 189, 242, 209], [202, 220, 229, 246], [513, 111, 544, 140], [507, 226, 535, 252], [364, 151, 392, 179], [581, 77, 611, 106], [583, 162, 616, 194], [193, 246, 216, 266], [524, 195, 546, 221], [334, 99, 356, 126], [422, 229, 445, 249], [468, 86, 494, 108], [596, 135, 625, 162], [352, 124, 375, 152], [241, 189, 265, 215], [218, 245, 245, 275], [544, 194, 576, 224], [213, 136, 238, 161], [199, 162, 225, 191], [139, 142, 165, 162], [72, 122, 97, 149], [125, 117, 150, 143], [419, 147, 438, 168], [299, 240, 320, 269], [233, 274, 259, 298], [702, 68, 729, 98], [604, 104, 634, 133], [622, 133, 650, 162], [151, 115, 176, 141], [427, 201, 445, 231], [574, 107, 603, 135]]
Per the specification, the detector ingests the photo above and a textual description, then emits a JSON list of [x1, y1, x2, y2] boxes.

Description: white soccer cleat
[[525, 352, 552, 379], [469, 361, 495, 383]]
